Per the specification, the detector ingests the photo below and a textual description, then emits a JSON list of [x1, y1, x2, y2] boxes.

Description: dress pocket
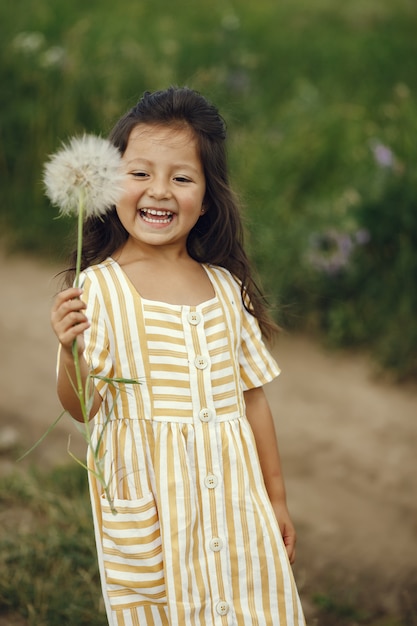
[[100, 492, 167, 609]]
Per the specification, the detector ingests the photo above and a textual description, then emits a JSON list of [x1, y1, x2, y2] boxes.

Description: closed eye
[[132, 171, 148, 178]]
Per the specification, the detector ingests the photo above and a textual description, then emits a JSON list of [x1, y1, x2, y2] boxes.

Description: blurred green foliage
[[1, 0, 416, 377], [0, 465, 105, 625]]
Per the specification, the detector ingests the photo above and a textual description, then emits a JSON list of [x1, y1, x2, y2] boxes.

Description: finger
[[58, 311, 90, 336], [57, 320, 90, 348], [283, 533, 296, 564], [52, 303, 90, 342], [52, 288, 84, 313], [65, 309, 89, 327], [52, 296, 87, 327], [52, 306, 88, 332]]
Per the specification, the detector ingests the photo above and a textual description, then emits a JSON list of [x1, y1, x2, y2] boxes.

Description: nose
[[148, 175, 171, 200]]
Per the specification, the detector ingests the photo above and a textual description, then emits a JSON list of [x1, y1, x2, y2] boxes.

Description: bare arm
[[51, 287, 102, 422], [244, 385, 296, 563]]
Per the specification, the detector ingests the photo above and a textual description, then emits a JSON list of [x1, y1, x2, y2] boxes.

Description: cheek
[[117, 183, 139, 208], [184, 189, 206, 210], [115, 194, 136, 228]]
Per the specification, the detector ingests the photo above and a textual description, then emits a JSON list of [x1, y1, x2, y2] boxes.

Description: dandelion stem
[[71, 188, 88, 421], [74, 189, 84, 290], [68, 187, 118, 511]]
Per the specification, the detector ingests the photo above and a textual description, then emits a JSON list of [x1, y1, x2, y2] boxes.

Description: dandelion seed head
[[43, 134, 125, 218]]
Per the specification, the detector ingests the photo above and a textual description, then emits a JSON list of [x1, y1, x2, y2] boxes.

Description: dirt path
[[264, 334, 417, 617], [1, 250, 416, 621]]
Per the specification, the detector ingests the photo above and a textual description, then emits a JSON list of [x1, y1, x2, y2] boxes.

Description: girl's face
[[116, 124, 206, 253]]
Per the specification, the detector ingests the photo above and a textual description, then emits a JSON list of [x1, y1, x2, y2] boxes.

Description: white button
[[187, 311, 201, 325], [209, 537, 223, 552], [216, 601, 229, 616], [194, 355, 209, 370], [204, 473, 218, 489], [199, 408, 214, 422]]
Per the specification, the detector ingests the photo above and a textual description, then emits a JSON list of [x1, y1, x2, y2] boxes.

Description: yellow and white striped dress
[[80, 257, 305, 626]]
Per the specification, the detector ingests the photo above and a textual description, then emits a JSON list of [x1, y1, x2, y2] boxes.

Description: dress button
[[204, 473, 218, 489], [209, 537, 223, 552], [199, 408, 213, 422], [187, 311, 201, 325], [194, 355, 209, 370], [216, 601, 229, 616]]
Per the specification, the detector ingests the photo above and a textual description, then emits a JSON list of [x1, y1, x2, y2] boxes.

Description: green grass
[[0, 466, 106, 626]]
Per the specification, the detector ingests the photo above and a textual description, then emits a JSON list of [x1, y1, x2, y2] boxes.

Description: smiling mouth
[[139, 208, 174, 224]]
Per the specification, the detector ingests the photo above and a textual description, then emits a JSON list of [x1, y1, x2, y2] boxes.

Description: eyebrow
[[125, 158, 201, 175]]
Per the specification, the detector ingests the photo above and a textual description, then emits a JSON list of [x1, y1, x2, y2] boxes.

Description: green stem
[[72, 190, 88, 423], [70, 190, 116, 513], [74, 189, 84, 290]]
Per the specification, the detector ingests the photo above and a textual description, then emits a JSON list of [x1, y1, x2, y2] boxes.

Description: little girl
[[51, 87, 305, 626]]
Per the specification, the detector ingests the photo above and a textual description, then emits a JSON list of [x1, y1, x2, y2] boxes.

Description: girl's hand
[[272, 501, 297, 564], [51, 287, 90, 354]]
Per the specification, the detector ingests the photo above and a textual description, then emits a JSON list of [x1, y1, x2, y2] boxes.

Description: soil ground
[[1, 249, 416, 623]]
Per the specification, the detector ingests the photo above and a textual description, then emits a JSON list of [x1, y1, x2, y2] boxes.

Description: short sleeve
[[80, 271, 113, 398], [239, 303, 280, 391]]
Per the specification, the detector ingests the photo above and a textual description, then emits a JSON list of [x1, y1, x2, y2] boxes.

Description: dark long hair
[[64, 86, 278, 340]]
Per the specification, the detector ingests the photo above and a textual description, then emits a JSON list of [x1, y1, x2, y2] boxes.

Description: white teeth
[[140, 208, 173, 223], [142, 208, 172, 216]]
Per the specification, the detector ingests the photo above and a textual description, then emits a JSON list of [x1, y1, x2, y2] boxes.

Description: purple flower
[[307, 230, 353, 275], [354, 228, 371, 245], [371, 142, 394, 169], [307, 227, 371, 276]]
